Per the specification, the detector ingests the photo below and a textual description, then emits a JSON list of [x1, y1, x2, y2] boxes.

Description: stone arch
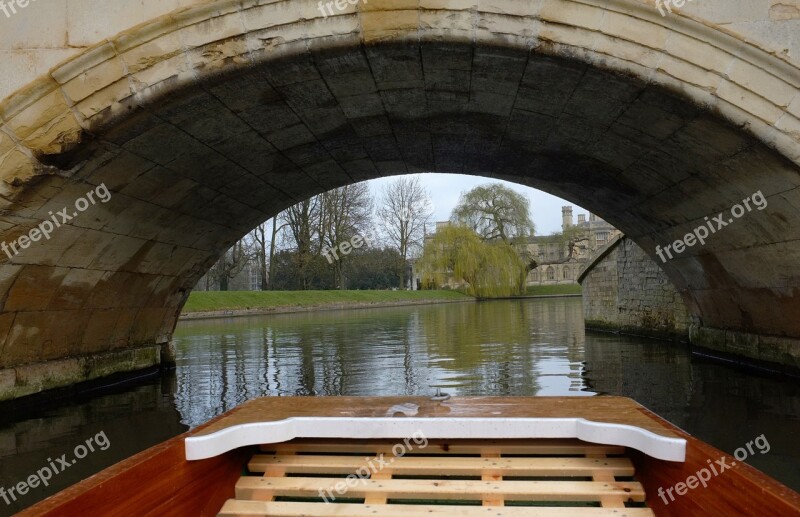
[[0, 0, 799, 398]]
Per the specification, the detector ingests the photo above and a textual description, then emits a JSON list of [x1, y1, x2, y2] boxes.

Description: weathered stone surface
[[0, 0, 798, 398], [0, 345, 161, 401], [579, 236, 690, 341], [690, 326, 800, 369]]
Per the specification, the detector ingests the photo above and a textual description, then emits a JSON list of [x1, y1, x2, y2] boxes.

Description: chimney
[[589, 213, 597, 222], [577, 214, 586, 224], [562, 206, 573, 231]]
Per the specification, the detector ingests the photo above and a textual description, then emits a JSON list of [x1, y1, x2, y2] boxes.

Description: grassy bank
[[524, 284, 583, 296], [182, 290, 472, 313]]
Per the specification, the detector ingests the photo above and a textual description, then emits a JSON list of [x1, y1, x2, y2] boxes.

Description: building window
[[546, 267, 555, 280], [596, 231, 609, 244], [532, 270, 539, 282], [563, 268, 571, 280]]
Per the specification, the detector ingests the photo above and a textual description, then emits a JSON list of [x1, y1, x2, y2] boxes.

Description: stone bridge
[[0, 0, 798, 399]]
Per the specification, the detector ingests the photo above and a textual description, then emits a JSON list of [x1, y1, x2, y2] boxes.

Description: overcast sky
[[366, 173, 590, 236]]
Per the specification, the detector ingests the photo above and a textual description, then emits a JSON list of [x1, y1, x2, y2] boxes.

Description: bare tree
[[377, 176, 434, 289], [209, 238, 253, 291], [280, 196, 322, 290], [249, 222, 269, 290], [319, 183, 373, 289], [267, 216, 290, 290], [248, 217, 291, 291]]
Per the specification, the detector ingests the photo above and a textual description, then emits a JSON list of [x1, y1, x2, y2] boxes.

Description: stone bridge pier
[[0, 0, 799, 399]]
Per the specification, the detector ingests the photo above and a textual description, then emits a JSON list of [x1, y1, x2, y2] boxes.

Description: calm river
[[1, 297, 799, 514]]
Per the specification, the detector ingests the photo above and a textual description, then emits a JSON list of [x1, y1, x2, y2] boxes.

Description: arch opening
[[1, 1, 800, 399]]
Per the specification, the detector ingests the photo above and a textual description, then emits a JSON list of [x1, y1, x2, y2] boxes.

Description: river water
[[1, 297, 798, 514]]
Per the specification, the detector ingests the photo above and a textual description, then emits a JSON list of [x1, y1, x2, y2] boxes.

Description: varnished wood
[[16, 410, 252, 517], [629, 406, 800, 516], [196, 396, 680, 439], [16, 397, 800, 517]]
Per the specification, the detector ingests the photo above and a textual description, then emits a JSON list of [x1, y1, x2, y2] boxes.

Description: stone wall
[[2, 0, 799, 100], [579, 236, 690, 341], [0, 0, 799, 398]]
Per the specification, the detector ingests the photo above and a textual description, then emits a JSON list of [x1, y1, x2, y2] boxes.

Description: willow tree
[[451, 183, 535, 243], [451, 183, 536, 293], [417, 225, 526, 298]]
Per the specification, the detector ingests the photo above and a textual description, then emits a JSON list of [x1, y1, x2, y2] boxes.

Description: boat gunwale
[[184, 415, 687, 462], [16, 396, 800, 517]]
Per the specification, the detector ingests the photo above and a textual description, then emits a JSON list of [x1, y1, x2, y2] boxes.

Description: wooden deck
[[18, 396, 800, 517], [219, 438, 654, 516], [187, 396, 686, 463], [194, 396, 680, 439]]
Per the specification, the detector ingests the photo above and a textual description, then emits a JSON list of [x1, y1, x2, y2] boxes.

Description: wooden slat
[[363, 470, 391, 504], [249, 454, 634, 477], [482, 448, 504, 507], [219, 500, 656, 517], [263, 439, 625, 456], [236, 476, 646, 502], [589, 453, 626, 508]]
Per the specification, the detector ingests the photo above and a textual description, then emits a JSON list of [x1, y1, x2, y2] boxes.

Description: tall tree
[[452, 183, 536, 293], [281, 196, 321, 290], [267, 216, 289, 290], [209, 238, 252, 291], [451, 183, 535, 244], [377, 176, 433, 289], [551, 225, 590, 261], [417, 225, 526, 298], [319, 183, 373, 290], [250, 221, 269, 290]]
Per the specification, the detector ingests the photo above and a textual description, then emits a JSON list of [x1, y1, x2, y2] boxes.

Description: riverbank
[[524, 285, 583, 296], [180, 290, 474, 320]]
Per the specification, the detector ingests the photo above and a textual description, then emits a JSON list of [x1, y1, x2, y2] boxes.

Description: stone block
[[39, 310, 93, 361], [758, 335, 800, 369], [4, 265, 69, 311], [14, 357, 83, 396], [132, 345, 160, 369], [0, 49, 81, 100], [0, 368, 15, 397], [0, 0, 68, 50], [85, 349, 134, 379]]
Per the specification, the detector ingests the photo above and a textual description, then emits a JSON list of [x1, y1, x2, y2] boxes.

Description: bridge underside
[[1, 1, 800, 399]]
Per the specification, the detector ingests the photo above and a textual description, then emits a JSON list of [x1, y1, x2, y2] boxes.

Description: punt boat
[[18, 396, 800, 516]]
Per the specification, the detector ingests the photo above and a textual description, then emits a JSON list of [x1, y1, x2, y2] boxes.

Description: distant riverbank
[[180, 290, 474, 320]]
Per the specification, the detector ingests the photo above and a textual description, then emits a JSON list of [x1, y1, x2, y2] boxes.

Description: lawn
[[182, 290, 472, 312], [524, 284, 583, 296]]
